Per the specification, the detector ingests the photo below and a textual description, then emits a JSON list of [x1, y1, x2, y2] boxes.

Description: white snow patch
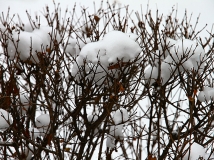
[[0, 109, 12, 131], [109, 124, 124, 140], [113, 108, 129, 125], [197, 87, 214, 102], [35, 114, 50, 136], [182, 142, 206, 160], [106, 135, 115, 148], [145, 38, 206, 85], [7, 26, 59, 63]]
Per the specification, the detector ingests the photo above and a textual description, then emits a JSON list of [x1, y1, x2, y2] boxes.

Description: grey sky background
[[0, 0, 213, 39]]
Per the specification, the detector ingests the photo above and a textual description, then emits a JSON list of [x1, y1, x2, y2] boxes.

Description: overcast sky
[[0, 0, 213, 23], [0, 0, 213, 38]]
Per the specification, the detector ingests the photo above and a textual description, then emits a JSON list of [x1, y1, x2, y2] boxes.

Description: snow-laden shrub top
[[7, 26, 60, 63], [71, 30, 141, 85], [79, 31, 141, 64], [145, 38, 205, 85]]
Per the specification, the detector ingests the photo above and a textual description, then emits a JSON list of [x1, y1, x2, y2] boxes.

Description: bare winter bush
[[0, 1, 213, 160]]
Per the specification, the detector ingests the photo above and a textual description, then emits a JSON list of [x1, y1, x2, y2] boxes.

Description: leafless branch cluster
[[0, 1, 213, 160]]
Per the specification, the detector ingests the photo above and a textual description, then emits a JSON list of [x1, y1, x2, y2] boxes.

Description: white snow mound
[[182, 142, 205, 160], [35, 114, 50, 136], [72, 31, 141, 85], [7, 26, 59, 63], [113, 108, 129, 125]]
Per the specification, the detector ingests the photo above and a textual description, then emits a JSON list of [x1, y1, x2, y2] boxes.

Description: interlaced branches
[[0, 1, 213, 160]]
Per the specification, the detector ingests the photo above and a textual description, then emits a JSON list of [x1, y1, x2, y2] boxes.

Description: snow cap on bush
[[7, 26, 60, 63], [79, 30, 141, 64], [145, 38, 206, 85], [72, 31, 141, 85]]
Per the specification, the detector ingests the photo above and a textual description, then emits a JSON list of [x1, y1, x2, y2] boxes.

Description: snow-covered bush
[[0, 1, 213, 160], [7, 26, 60, 63]]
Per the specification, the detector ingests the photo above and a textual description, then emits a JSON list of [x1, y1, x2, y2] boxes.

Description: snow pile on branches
[[0, 109, 12, 131], [6, 26, 60, 63], [71, 31, 141, 85], [197, 87, 214, 102], [182, 142, 214, 160], [35, 114, 50, 136], [145, 38, 205, 85], [107, 108, 129, 148]]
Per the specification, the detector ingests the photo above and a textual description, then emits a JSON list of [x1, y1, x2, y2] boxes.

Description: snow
[[145, 38, 206, 85], [16, 144, 35, 160], [144, 65, 158, 85], [106, 108, 129, 148], [106, 135, 115, 148], [19, 93, 30, 115], [78, 31, 141, 64], [87, 114, 98, 122], [110, 124, 124, 140], [113, 108, 129, 125], [72, 31, 141, 85], [23, 22, 34, 32], [0, 1, 212, 159], [64, 38, 77, 55], [0, 109, 12, 131], [107, 124, 123, 148], [170, 39, 205, 73], [87, 114, 101, 135], [100, 31, 141, 63], [158, 37, 177, 62], [182, 142, 206, 160], [197, 87, 214, 102], [7, 26, 59, 63], [35, 114, 50, 136]]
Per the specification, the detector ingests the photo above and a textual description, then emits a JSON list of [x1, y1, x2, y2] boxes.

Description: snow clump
[[113, 108, 129, 125], [7, 26, 60, 63], [182, 142, 209, 160], [106, 135, 116, 148], [0, 109, 12, 131], [145, 38, 205, 85], [72, 31, 141, 85], [106, 108, 129, 148], [197, 87, 214, 102], [35, 114, 50, 136]]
